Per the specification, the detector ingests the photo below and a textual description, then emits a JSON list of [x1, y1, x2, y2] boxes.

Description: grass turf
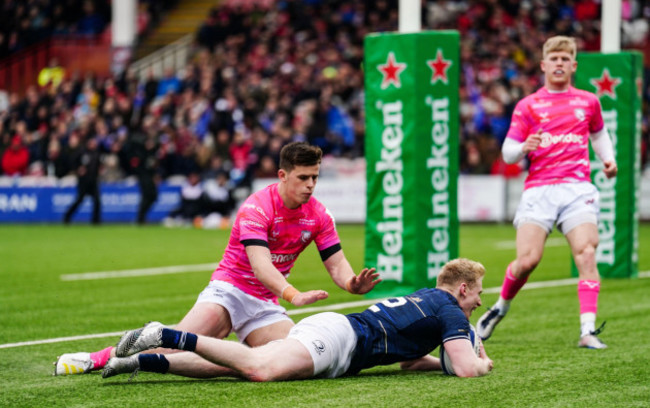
[[1, 223, 648, 407]]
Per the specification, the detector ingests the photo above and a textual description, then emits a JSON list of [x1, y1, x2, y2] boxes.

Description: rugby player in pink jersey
[[54, 142, 380, 375], [476, 36, 617, 349]]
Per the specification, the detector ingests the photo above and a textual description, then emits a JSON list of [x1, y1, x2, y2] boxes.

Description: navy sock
[[161, 328, 198, 351], [138, 354, 169, 374]]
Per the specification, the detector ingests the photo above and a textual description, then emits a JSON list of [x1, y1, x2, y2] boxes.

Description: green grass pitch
[[1, 223, 649, 407]]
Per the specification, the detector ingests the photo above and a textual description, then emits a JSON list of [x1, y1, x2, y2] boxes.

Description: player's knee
[[238, 354, 280, 382], [242, 365, 277, 382], [574, 243, 596, 265], [517, 256, 539, 275]]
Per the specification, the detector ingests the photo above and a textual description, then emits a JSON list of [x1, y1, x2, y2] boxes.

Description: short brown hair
[[436, 258, 486, 290], [279, 142, 322, 172], [543, 36, 577, 59]]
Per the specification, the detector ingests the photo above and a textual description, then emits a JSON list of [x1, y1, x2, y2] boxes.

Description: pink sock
[[578, 280, 600, 314], [89, 346, 114, 369], [500, 263, 529, 301]]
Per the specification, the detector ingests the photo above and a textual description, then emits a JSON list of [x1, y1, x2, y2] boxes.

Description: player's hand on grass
[[478, 339, 494, 372], [290, 290, 329, 306], [346, 268, 381, 295]]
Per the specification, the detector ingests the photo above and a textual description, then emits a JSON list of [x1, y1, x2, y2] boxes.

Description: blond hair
[[436, 258, 485, 290], [543, 36, 577, 59]]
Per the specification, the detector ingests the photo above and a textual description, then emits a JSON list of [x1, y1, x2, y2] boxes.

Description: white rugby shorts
[[287, 312, 357, 378], [196, 280, 292, 342], [513, 182, 599, 234]]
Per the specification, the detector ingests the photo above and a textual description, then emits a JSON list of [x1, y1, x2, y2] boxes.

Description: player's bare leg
[[477, 223, 546, 340], [567, 223, 607, 349]]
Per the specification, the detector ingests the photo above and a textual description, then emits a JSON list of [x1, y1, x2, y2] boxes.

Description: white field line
[[59, 238, 563, 283], [60, 263, 219, 281], [494, 237, 566, 250], [4, 270, 650, 350]]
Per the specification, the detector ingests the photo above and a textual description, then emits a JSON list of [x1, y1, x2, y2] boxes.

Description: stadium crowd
[[1, 0, 649, 216]]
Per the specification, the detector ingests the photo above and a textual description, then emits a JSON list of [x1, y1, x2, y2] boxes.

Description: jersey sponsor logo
[[539, 132, 583, 148], [301, 230, 312, 243], [569, 98, 589, 107], [241, 219, 264, 229], [270, 253, 298, 263], [311, 340, 326, 355], [538, 111, 550, 123], [242, 203, 269, 220], [531, 101, 552, 109], [298, 218, 316, 226]]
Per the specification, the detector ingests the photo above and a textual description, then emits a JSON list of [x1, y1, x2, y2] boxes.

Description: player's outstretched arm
[[444, 338, 493, 377], [400, 355, 441, 371], [323, 250, 381, 295], [246, 245, 328, 306]]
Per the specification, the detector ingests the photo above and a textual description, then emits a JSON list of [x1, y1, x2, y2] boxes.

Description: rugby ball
[[440, 324, 481, 376]]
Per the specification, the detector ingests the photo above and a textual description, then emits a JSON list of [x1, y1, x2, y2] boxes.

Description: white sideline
[[3, 270, 649, 350]]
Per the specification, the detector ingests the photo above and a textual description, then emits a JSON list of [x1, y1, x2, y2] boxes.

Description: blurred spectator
[[76, 0, 107, 35], [1, 135, 29, 176], [38, 58, 66, 90], [195, 169, 235, 229], [63, 137, 103, 224], [1, 0, 648, 189], [163, 171, 203, 226]]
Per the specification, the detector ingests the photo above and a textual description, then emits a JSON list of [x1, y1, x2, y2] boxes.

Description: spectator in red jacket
[[1, 135, 30, 176]]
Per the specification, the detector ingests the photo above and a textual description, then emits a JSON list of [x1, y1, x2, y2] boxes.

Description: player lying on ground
[[55, 142, 380, 376], [103, 258, 493, 380]]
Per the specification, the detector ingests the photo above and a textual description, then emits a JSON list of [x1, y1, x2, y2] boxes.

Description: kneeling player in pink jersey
[[476, 36, 617, 349], [54, 142, 380, 375]]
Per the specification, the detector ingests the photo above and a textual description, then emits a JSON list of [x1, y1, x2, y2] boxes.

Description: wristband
[[345, 277, 354, 293], [281, 284, 300, 303]]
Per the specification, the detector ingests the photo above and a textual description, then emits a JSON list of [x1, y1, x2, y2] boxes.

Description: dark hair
[[279, 142, 322, 172]]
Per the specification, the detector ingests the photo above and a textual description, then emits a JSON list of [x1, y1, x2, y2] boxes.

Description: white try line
[[5, 270, 649, 350], [60, 263, 219, 281], [58, 237, 563, 282]]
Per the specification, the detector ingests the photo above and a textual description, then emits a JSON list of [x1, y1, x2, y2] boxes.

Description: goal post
[[363, 31, 460, 297]]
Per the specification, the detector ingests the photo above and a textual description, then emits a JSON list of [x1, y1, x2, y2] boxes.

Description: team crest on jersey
[[574, 108, 586, 122], [301, 230, 312, 243], [312, 340, 326, 355]]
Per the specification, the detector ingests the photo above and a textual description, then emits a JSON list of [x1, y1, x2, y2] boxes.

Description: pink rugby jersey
[[211, 182, 341, 303], [505, 86, 605, 190]]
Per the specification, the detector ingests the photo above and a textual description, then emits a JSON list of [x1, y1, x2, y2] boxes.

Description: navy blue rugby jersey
[[344, 288, 470, 375]]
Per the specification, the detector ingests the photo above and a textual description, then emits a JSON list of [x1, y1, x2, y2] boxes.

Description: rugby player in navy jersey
[[103, 258, 493, 380]]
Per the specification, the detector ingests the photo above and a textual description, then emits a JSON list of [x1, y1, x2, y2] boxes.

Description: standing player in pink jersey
[[54, 142, 380, 375], [476, 36, 617, 349]]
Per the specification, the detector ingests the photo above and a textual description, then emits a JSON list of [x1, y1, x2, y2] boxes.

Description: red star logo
[[590, 68, 622, 99], [427, 49, 452, 84], [377, 52, 407, 89]]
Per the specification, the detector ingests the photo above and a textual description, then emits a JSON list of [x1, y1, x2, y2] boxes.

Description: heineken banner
[[572, 51, 643, 278], [364, 31, 460, 298]]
